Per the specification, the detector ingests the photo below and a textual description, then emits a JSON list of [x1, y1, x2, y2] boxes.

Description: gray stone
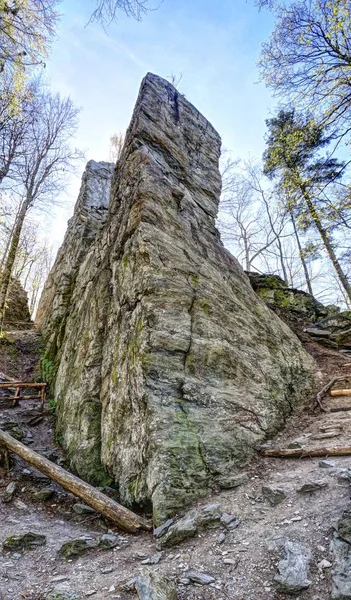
[[3, 482, 17, 503], [0, 421, 24, 440], [2, 532, 46, 552], [274, 540, 311, 594], [73, 503, 96, 515], [329, 468, 351, 483], [153, 519, 174, 538], [33, 487, 55, 501], [158, 503, 224, 547], [58, 538, 95, 560], [262, 485, 286, 506], [196, 503, 222, 526], [297, 480, 328, 493], [98, 533, 119, 549], [217, 532, 226, 544], [331, 535, 351, 599], [134, 571, 178, 600], [220, 513, 240, 529], [336, 511, 351, 545], [188, 572, 216, 585], [319, 459, 336, 469], [38, 72, 315, 522], [158, 510, 198, 548], [141, 552, 163, 565]]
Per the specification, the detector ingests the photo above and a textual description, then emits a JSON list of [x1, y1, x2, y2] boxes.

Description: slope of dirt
[[0, 329, 351, 600]]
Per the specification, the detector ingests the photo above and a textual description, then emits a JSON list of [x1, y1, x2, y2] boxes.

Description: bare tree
[[258, 0, 351, 139], [89, 0, 154, 25], [0, 1, 59, 103], [219, 158, 290, 275], [109, 131, 125, 162], [0, 87, 82, 321]]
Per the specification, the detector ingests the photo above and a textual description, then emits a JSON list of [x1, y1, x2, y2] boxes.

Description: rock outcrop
[[304, 312, 351, 354], [36, 160, 114, 365], [3, 277, 32, 329], [38, 73, 315, 523], [247, 272, 336, 322]]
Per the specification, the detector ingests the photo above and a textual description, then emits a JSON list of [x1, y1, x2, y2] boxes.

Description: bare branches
[[259, 0, 351, 139], [0, 1, 59, 95], [89, 0, 153, 25], [0, 85, 82, 319]]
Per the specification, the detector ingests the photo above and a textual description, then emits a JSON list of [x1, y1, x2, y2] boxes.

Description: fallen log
[[330, 389, 351, 397], [261, 446, 351, 458], [315, 375, 351, 411], [0, 428, 151, 533], [330, 405, 351, 413]]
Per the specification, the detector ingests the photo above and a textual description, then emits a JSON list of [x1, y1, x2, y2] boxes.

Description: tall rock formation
[[36, 160, 114, 364], [38, 73, 315, 523], [3, 277, 32, 329]]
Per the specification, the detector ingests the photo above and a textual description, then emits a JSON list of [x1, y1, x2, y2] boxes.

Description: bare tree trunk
[[0, 198, 29, 323], [301, 187, 351, 303], [289, 209, 314, 296]]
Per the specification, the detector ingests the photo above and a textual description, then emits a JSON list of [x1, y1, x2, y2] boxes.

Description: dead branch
[[261, 446, 351, 458], [0, 428, 151, 533], [315, 375, 351, 411]]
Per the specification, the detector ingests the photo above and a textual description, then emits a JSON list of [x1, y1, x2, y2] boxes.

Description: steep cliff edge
[[38, 73, 315, 523]]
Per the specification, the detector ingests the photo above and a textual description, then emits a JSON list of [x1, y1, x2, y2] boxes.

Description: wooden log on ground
[[0, 428, 151, 533], [330, 389, 351, 397], [0, 382, 46, 389], [330, 406, 351, 413], [261, 446, 351, 458]]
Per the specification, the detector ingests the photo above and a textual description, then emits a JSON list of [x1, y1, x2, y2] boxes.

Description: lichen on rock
[[38, 73, 315, 524]]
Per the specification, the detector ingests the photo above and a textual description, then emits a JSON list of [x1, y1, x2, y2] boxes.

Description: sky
[[41, 0, 276, 248]]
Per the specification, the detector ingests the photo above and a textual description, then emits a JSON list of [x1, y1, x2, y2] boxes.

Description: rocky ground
[[0, 329, 351, 600]]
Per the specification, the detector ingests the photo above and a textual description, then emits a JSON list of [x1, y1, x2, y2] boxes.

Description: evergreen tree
[[263, 109, 351, 302]]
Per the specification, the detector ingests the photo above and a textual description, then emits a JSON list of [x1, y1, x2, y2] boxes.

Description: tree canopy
[[259, 0, 351, 138], [263, 108, 351, 301]]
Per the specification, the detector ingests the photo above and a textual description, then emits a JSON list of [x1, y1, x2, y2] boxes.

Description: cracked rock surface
[[38, 72, 315, 524]]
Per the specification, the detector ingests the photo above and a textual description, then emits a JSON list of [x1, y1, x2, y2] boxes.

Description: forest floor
[[0, 327, 351, 600]]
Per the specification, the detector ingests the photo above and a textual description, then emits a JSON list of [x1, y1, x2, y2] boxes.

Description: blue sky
[[43, 0, 276, 245]]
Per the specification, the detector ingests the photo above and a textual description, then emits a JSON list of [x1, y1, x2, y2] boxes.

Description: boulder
[[3, 532, 46, 552], [274, 540, 311, 594], [38, 73, 315, 523], [134, 572, 178, 600], [332, 535, 351, 600]]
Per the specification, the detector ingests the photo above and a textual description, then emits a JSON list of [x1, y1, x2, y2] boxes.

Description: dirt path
[[0, 331, 351, 600]]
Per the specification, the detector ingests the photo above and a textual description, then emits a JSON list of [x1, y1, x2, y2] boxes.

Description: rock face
[[38, 73, 315, 523], [36, 160, 114, 365], [3, 277, 32, 329], [305, 312, 351, 353]]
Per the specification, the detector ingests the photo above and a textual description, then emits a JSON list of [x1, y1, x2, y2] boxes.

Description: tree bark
[[261, 446, 351, 458], [301, 185, 351, 303], [0, 428, 151, 533], [289, 209, 314, 296]]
